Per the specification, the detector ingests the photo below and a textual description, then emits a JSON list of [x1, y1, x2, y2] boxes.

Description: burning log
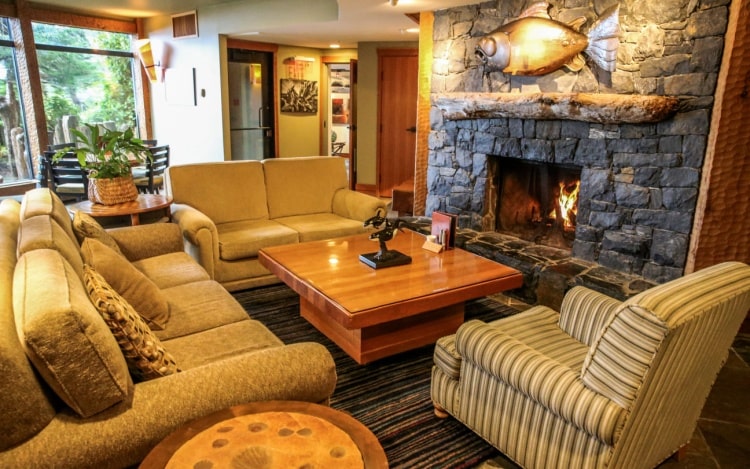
[[434, 92, 679, 124]]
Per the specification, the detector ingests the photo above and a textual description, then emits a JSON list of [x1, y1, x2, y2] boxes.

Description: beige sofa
[[166, 156, 387, 291], [0, 188, 337, 468]]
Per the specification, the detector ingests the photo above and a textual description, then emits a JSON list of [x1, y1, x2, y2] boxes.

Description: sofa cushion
[[84, 265, 179, 381], [18, 214, 84, 279], [19, 187, 78, 245], [263, 157, 348, 219], [274, 213, 367, 242], [163, 319, 284, 369], [0, 200, 56, 452], [154, 280, 251, 341], [486, 305, 590, 370], [71, 210, 123, 255], [13, 249, 132, 418], [217, 219, 298, 260], [81, 237, 171, 330], [132, 251, 211, 289], [167, 160, 269, 224]]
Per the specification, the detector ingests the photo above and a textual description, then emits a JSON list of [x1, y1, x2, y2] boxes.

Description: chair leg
[[434, 403, 449, 419]]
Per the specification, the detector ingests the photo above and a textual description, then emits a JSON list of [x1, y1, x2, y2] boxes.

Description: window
[[0, 18, 31, 185], [33, 22, 138, 147]]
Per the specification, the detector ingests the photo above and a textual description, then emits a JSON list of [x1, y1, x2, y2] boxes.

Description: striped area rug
[[233, 284, 521, 468]]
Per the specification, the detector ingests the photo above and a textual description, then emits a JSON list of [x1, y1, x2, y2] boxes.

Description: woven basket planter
[[88, 175, 139, 205]]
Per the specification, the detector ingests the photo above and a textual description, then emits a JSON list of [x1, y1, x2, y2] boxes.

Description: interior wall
[[142, 0, 338, 166], [276, 46, 323, 158], [143, 16, 226, 165]]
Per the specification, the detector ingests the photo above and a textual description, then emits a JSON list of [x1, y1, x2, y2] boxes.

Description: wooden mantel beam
[[433, 92, 680, 124]]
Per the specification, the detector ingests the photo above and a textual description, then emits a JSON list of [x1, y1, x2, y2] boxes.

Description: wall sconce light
[[135, 39, 162, 83]]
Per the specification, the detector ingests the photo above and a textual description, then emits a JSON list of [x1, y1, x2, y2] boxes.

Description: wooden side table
[[140, 401, 388, 469], [67, 194, 173, 226]]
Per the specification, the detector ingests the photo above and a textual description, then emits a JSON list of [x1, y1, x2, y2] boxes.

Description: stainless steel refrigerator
[[228, 50, 274, 160]]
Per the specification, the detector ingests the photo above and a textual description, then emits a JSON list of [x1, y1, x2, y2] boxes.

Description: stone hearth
[[403, 217, 656, 309], [425, 0, 727, 284]]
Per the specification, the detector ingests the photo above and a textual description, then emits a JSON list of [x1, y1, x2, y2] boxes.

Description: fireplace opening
[[495, 158, 581, 250]]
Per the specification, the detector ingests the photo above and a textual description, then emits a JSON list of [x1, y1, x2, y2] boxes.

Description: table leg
[[130, 213, 140, 225]]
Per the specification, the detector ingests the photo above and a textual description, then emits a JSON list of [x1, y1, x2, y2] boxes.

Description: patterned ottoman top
[[165, 411, 365, 469]]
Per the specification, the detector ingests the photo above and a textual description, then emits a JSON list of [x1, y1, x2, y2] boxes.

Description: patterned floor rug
[[233, 284, 521, 469]]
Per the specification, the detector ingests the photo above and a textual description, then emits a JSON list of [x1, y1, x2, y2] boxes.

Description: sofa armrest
[[558, 286, 623, 346], [107, 223, 184, 262], [170, 203, 220, 278], [455, 320, 625, 445], [332, 189, 387, 222], [0, 342, 337, 469]]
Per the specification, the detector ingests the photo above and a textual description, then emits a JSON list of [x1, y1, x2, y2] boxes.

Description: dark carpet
[[233, 284, 521, 468]]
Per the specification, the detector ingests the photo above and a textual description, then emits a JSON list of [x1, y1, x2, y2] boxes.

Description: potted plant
[[53, 123, 151, 205]]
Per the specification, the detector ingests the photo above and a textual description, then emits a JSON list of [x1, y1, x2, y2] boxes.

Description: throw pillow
[[14, 249, 132, 418], [72, 210, 123, 255], [81, 237, 171, 330], [83, 265, 179, 381]]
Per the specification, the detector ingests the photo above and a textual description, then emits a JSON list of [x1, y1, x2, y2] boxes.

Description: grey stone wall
[[427, 0, 729, 282]]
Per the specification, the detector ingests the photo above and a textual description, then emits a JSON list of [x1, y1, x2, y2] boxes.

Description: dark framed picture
[[280, 78, 318, 113]]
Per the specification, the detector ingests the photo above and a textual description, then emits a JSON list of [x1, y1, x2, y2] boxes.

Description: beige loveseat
[[166, 156, 386, 291], [0, 188, 337, 468]]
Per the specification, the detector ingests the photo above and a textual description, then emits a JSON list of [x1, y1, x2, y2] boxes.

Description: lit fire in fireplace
[[550, 180, 580, 230]]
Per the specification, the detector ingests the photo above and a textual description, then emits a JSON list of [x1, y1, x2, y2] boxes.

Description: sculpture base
[[359, 250, 412, 269]]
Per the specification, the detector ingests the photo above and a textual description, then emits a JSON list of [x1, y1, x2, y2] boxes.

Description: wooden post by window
[[10, 0, 47, 168]]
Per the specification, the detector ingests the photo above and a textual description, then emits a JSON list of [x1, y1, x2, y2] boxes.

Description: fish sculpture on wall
[[475, 2, 621, 76]]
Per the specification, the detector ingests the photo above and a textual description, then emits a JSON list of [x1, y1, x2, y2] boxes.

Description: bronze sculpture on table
[[359, 208, 414, 269]]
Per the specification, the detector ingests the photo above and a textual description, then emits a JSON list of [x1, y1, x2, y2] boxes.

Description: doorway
[[323, 58, 357, 188], [377, 48, 418, 197], [227, 48, 275, 160]]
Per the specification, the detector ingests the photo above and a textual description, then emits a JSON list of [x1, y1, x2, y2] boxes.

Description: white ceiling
[[35, 0, 480, 49]]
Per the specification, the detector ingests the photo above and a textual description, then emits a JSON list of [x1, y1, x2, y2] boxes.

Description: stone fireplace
[[425, 0, 728, 284]]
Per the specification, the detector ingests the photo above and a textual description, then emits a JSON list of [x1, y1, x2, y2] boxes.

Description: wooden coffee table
[[67, 194, 172, 226], [259, 230, 522, 364], [140, 400, 387, 468]]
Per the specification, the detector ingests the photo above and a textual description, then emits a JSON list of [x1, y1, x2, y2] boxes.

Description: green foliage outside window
[[33, 22, 137, 135]]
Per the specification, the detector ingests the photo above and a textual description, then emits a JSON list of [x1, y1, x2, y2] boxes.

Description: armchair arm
[[455, 320, 625, 445], [332, 189, 387, 222], [558, 286, 623, 346], [107, 223, 184, 261], [170, 203, 220, 279]]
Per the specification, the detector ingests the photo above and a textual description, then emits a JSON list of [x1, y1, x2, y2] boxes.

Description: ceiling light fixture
[[330, 42, 341, 49], [389, 0, 398, 6]]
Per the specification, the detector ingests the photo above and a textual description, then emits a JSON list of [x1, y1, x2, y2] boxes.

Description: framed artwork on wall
[[164, 67, 197, 106], [280, 78, 318, 113]]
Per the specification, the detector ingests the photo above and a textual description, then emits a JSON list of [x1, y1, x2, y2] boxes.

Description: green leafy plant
[[53, 123, 150, 179]]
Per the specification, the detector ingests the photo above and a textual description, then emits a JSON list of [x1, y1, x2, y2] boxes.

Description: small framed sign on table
[[431, 211, 457, 250]]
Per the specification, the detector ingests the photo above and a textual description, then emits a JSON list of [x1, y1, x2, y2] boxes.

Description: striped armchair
[[431, 261, 750, 469]]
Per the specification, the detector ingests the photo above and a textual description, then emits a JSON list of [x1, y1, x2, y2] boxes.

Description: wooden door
[[377, 49, 418, 197]]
